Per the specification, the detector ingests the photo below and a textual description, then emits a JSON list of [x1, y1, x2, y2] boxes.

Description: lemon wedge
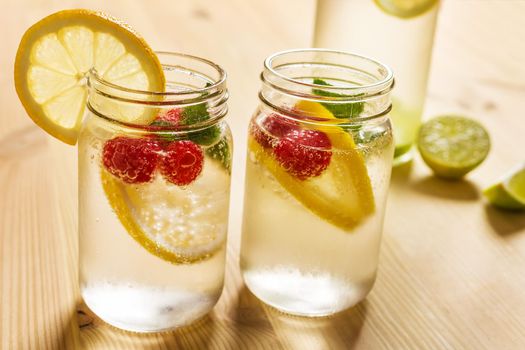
[[101, 160, 229, 264], [249, 100, 375, 231], [374, 0, 439, 19], [14, 9, 165, 145]]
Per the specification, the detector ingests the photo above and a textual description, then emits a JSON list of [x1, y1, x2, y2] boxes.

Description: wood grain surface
[[2, 0, 525, 349]]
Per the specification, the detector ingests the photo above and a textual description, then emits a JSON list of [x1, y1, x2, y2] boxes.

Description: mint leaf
[[206, 138, 231, 173], [312, 78, 364, 118], [151, 104, 220, 145], [149, 119, 179, 142], [180, 104, 221, 146], [149, 82, 221, 145], [177, 82, 220, 145]]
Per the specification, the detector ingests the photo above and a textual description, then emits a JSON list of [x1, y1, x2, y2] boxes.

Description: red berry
[[160, 141, 204, 186], [273, 129, 332, 180], [102, 137, 161, 184], [251, 113, 299, 148], [156, 108, 182, 125]]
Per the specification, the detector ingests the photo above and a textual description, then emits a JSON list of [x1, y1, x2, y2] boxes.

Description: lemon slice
[[101, 161, 229, 264], [483, 165, 525, 211], [14, 9, 165, 145], [250, 100, 375, 231], [374, 0, 439, 19]]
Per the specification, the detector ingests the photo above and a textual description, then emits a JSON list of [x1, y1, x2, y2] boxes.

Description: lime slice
[[249, 100, 375, 231], [417, 115, 490, 179], [14, 9, 165, 145], [101, 159, 229, 264], [389, 98, 420, 158], [483, 165, 525, 211], [374, 0, 438, 19]]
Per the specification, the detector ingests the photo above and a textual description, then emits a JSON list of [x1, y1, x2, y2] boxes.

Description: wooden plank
[[1, 0, 524, 349]]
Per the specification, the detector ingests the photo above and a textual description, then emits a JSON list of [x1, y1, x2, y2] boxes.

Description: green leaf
[[150, 104, 221, 145], [312, 78, 364, 119], [149, 82, 222, 145], [206, 138, 231, 173], [180, 104, 221, 146]]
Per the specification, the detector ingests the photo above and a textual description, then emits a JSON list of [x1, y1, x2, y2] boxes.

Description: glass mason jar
[[314, 0, 439, 164], [240, 49, 394, 316], [79, 52, 231, 332]]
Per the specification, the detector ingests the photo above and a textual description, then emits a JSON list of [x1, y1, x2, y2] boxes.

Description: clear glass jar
[[240, 49, 394, 316], [314, 0, 439, 164], [79, 52, 231, 332]]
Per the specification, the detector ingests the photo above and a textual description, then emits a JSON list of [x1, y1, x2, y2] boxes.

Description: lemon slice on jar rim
[[14, 9, 165, 145]]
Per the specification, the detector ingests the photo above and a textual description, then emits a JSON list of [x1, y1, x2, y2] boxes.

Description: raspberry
[[273, 129, 332, 180], [149, 109, 183, 143], [251, 113, 299, 148], [155, 108, 182, 125], [102, 136, 161, 184], [160, 141, 204, 186]]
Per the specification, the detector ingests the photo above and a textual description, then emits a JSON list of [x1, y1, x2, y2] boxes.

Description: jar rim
[[262, 48, 394, 100], [86, 51, 228, 132], [259, 48, 394, 123], [88, 51, 227, 102]]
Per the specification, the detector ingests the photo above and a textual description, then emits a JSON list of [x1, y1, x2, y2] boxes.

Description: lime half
[[417, 115, 490, 179], [484, 165, 525, 211], [374, 0, 439, 19]]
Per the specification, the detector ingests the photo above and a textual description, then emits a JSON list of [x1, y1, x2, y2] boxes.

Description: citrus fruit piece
[[101, 159, 229, 264], [483, 165, 525, 211], [14, 9, 165, 145], [389, 98, 420, 158], [417, 115, 490, 179], [249, 100, 375, 231], [311, 78, 364, 118], [374, 0, 439, 19], [206, 138, 232, 173]]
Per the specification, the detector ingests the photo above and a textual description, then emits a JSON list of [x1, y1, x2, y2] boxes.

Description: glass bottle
[[314, 0, 439, 164]]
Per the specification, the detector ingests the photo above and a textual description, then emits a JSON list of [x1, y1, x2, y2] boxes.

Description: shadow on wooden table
[[235, 286, 367, 349], [411, 176, 479, 201], [77, 306, 220, 349], [76, 296, 280, 349], [390, 160, 480, 201], [74, 285, 367, 349], [390, 160, 414, 185], [484, 204, 525, 237]]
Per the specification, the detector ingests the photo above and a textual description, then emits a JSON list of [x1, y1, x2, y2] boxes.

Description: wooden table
[[2, 0, 525, 349]]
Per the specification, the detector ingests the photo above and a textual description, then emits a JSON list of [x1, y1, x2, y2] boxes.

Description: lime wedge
[[389, 97, 420, 158], [374, 0, 439, 19], [417, 115, 490, 179], [484, 165, 525, 211]]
